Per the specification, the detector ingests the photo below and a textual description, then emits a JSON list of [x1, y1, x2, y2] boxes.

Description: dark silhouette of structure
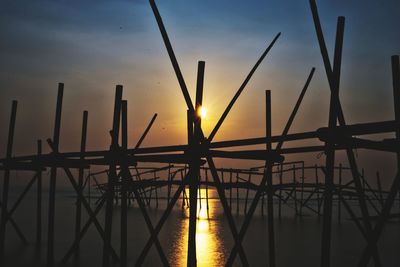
[[0, 0, 399, 266]]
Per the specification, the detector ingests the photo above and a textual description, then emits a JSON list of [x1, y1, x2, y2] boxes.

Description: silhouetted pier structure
[[1, 0, 399, 266], [91, 164, 393, 219]]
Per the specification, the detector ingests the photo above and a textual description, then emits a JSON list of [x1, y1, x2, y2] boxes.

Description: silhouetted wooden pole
[[205, 170, 209, 218], [47, 83, 64, 267], [362, 168, 365, 192], [338, 164, 342, 222], [167, 164, 172, 205], [154, 171, 159, 208], [261, 174, 265, 216], [265, 90, 276, 267], [315, 165, 321, 215], [300, 164, 305, 216], [0, 100, 18, 264], [376, 172, 384, 207], [181, 169, 186, 209], [88, 171, 91, 205], [208, 32, 281, 142], [279, 164, 283, 218], [230, 171, 233, 213], [293, 165, 297, 215], [358, 55, 400, 266], [36, 140, 42, 246], [245, 173, 251, 215], [206, 156, 249, 265], [198, 175, 202, 212], [121, 100, 128, 267], [75, 110, 88, 259], [225, 67, 316, 262], [103, 85, 122, 267], [236, 172, 239, 214], [309, 1, 381, 264], [319, 15, 345, 266], [188, 60, 204, 266]]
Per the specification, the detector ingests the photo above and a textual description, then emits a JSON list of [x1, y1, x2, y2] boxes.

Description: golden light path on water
[[173, 188, 226, 267]]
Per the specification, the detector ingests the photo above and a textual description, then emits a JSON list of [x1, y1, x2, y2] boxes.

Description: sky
[[0, 0, 399, 185]]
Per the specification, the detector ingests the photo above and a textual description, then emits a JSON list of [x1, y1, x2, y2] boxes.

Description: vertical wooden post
[[36, 140, 42, 246], [154, 171, 159, 208], [376, 172, 384, 207], [205, 170, 209, 218], [358, 55, 400, 266], [229, 170, 233, 212], [338, 164, 342, 222], [362, 168, 365, 192], [47, 83, 64, 267], [245, 173, 251, 215], [293, 165, 297, 215], [316, 165, 321, 216], [320, 15, 344, 267], [0, 100, 18, 263], [279, 164, 283, 219], [265, 90, 276, 267], [198, 173, 202, 212], [75, 111, 88, 258], [103, 85, 122, 267], [181, 170, 185, 209], [187, 60, 204, 266], [120, 100, 128, 267], [88, 172, 91, 205], [300, 164, 305, 216], [167, 165, 171, 205], [221, 171, 224, 191], [261, 188, 265, 216], [236, 172, 239, 214]]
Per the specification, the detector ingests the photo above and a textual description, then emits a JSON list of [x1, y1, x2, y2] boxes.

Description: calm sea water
[[3, 187, 400, 267]]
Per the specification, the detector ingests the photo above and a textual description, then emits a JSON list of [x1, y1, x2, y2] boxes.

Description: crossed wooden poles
[[0, 0, 399, 266]]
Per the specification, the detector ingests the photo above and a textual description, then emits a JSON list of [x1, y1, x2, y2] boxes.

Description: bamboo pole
[[47, 83, 64, 267], [265, 90, 276, 267], [102, 85, 122, 267], [0, 100, 18, 264], [75, 110, 88, 258], [120, 101, 128, 267], [36, 140, 42, 246]]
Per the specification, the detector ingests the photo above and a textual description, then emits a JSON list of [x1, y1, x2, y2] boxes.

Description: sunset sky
[[0, 0, 399, 181]]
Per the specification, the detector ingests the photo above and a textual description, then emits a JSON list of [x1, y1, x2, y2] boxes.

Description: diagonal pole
[[134, 173, 189, 266], [0, 100, 19, 264], [61, 195, 107, 263], [208, 33, 281, 142], [187, 60, 205, 266], [103, 85, 122, 267], [134, 113, 157, 150], [75, 110, 88, 259], [320, 16, 346, 267], [206, 156, 249, 266], [265, 91, 275, 267], [7, 173, 38, 217], [357, 55, 400, 266], [149, 0, 194, 112], [0, 201, 27, 245], [47, 83, 63, 267], [121, 167, 170, 266], [309, 1, 381, 265], [121, 101, 128, 267], [36, 140, 43, 246], [46, 139, 120, 262], [227, 69, 315, 265]]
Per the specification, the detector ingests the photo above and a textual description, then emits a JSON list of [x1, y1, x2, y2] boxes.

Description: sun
[[198, 106, 207, 119]]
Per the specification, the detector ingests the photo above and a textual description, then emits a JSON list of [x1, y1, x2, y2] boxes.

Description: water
[[3, 188, 400, 266]]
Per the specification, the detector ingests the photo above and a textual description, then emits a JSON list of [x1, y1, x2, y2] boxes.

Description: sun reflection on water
[[172, 188, 225, 267]]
